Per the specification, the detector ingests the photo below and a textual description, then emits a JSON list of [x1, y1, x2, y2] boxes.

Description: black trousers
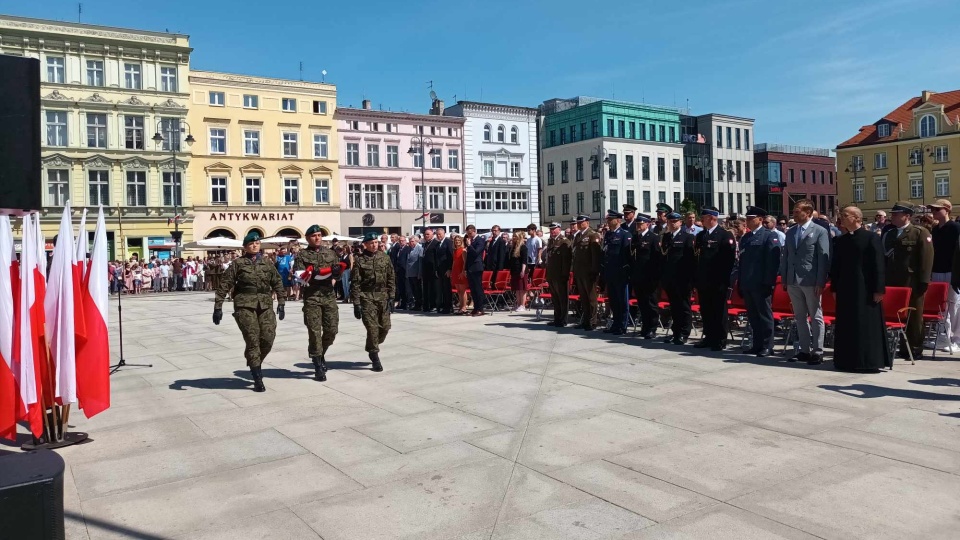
[[697, 285, 729, 344], [467, 270, 485, 313], [438, 272, 452, 312], [632, 280, 659, 332], [742, 288, 774, 350], [407, 277, 422, 309], [422, 270, 438, 311], [395, 268, 407, 307], [664, 281, 692, 338], [548, 278, 569, 325]]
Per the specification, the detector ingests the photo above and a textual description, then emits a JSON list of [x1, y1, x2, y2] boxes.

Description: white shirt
[[707, 225, 718, 235], [526, 235, 543, 264]]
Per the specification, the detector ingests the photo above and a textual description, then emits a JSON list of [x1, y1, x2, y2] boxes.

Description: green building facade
[[541, 98, 682, 149]]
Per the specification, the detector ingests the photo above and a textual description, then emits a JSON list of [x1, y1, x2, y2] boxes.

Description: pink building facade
[[335, 102, 465, 236]]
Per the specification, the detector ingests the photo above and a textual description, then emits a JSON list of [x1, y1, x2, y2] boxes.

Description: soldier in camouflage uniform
[[293, 224, 342, 381], [213, 232, 285, 392], [351, 232, 395, 371]]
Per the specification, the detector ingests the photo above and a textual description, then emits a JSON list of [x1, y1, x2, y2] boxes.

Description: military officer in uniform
[[351, 232, 396, 371], [213, 232, 285, 392], [653, 203, 672, 235], [602, 210, 633, 335], [572, 214, 603, 330], [883, 202, 934, 359], [694, 206, 737, 350], [544, 222, 573, 327], [622, 204, 639, 234], [630, 212, 660, 338], [294, 224, 342, 381], [738, 206, 782, 357], [660, 212, 697, 344]]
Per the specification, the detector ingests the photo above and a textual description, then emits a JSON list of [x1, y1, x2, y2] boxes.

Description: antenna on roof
[[612, 82, 615, 100], [299, 61, 303, 82], [321, 70, 327, 83], [78, 3, 82, 23]]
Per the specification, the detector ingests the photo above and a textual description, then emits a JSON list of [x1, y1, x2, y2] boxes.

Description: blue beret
[[667, 212, 682, 220], [635, 213, 652, 223], [701, 206, 720, 217], [243, 231, 261, 246]]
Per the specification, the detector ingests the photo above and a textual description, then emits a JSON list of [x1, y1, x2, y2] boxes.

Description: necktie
[[796, 226, 802, 249]]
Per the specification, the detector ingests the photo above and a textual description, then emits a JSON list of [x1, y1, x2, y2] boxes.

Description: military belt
[[235, 287, 261, 294]]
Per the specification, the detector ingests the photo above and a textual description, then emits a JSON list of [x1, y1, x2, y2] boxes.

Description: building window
[[366, 144, 380, 167], [494, 191, 510, 211], [211, 177, 227, 205], [244, 130, 260, 156], [313, 134, 329, 159], [47, 57, 65, 84], [122, 63, 141, 89], [735, 161, 742, 183], [576, 157, 584, 181], [735, 128, 741, 149], [348, 183, 362, 209], [559, 127, 566, 145], [483, 159, 494, 177], [875, 178, 888, 201], [46, 111, 68, 147], [801, 170, 807, 184], [428, 186, 444, 210], [618, 120, 625, 138], [88, 170, 110, 206], [86, 60, 104, 86], [936, 174, 950, 197], [447, 187, 460, 210], [510, 162, 521, 178], [819, 170, 824, 183], [430, 126, 437, 136], [125, 171, 147, 207], [547, 163, 555, 185], [122, 115, 144, 150], [431, 150, 442, 169], [875, 152, 887, 169], [497, 125, 505, 142], [162, 172, 182, 207], [660, 191, 668, 204], [446, 149, 459, 170], [745, 162, 751, 183], [243, 94, 258, 109], [607, 119, 614, 136], [672, 159, 680, 182], [718, 192, 724, 213], [935, 145, 949, 163], [354, 121, 362, 131], [549, 131, 556, 146], [313, 101, 327, 114], [47, 170, 69, 207], [346, 143, 360, 166], [548, 195, 556, 216], [561, 193, 570, 214], [282, 132, 299, 157], [576, 192, 584, 214], [716, 126, 722, 148], [283, 178, 299, 205], [208, 91, 225, 106], [511, 191, 528, 211], [852, 181, 865, 203], [483, 124, 491, 142], [412, 148, 424, 168], [159, 118, 181, 151], [209, 128, 226, 154], [473, 190, 490, 211], [560, 160, 569, 183], [282, 98, 297, 112], [387, 185, 400, 209], [642, 190, 651, 212], [910, 176, 923, 199], [659, 126, 666, 142], [642, 156, 650, 180], [591, 156, 599, 180], [569, 124, 577, 143], [920, 115, 937, 138], [909, 149, 922, 166], [669, 126, 676, 143], [581, 123, 587, 140], [628, 122, 635, 139], [86, 113, 107, 148], [657, 157, 665, 181], [313, 178, 329, 204], [159, 66, 177, 92], [591, 120, 598, 138], [625, 155, 635, 180], [608, 153, 617, 179], [626, 190, 635, 207], [384, 145, 398, 167], [639, 124, 647, 140], [245, 177, 262, 205], [610, 189, 618, 210], [591, 190, 601, 212], [744, 129, 750, 150], [877, 123, 890, 138], [725, 127, 732, 148]]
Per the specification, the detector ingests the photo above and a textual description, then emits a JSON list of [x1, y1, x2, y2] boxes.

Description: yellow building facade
[[187, 70, 339, 242], [837, 89, 960, 218], [0, 15, 193, 261]]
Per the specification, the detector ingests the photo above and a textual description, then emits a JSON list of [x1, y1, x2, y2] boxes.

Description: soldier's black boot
[[250, 365, 266, 392], [311, 356, 327, 382], [369, 352, 383, 372]]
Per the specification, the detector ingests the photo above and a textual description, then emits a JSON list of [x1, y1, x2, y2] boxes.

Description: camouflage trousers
[[360, 295, 391, 353], [303, 294, 339, 356], [234, 306, 276, 367]]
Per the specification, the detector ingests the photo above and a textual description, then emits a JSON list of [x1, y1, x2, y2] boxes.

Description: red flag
[[0, 216, 18, 441], [75, 207, 110, 418]]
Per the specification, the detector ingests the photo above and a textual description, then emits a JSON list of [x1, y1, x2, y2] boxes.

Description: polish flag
[[45, 203, 78, 406], [0, 216, 18, 441], [13, 213, 46, 438], [75, 207, 110, 418]]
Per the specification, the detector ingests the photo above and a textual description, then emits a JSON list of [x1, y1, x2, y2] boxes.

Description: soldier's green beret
[[362, 232, 380, 243], [306, 224, 323, 236], [243, 231, 261, 246]]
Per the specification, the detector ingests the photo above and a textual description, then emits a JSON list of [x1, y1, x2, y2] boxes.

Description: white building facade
[[444, 101, 539, 231], [699, 113, 756, 215]]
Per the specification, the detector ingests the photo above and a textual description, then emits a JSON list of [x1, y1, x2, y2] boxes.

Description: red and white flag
[[0, 216, 18, 441], [45, 203, 78, 406], [75, 207, 110, 418], [13, 213, 46, 437]]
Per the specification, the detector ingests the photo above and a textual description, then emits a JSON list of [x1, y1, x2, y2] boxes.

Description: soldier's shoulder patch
[[926, 235, 932, 242], [729, 238, 734, 244]]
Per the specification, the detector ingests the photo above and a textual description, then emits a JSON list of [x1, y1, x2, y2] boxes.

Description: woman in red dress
[[451, 235, 469, 314]]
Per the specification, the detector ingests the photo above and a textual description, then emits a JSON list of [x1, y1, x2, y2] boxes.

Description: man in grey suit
[[779, 199, 831, 365]]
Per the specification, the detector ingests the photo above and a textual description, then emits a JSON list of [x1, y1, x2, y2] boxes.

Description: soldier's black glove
[[277, 305, 285, 320], [330, 264, 342, 279], [213, 308, 223, 325], [915, 282, 928, 295], [388, 297, 395, 313], [354, 304, 363, 319]]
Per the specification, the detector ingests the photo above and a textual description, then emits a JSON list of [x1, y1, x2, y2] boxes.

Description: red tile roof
[[838, 89, 960, 148]]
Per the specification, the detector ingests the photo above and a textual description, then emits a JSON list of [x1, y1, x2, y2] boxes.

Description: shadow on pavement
[[295, 361, 371, 371], [66, 510, 167, 540], [908, 378, 960, 388], [819, 384, 960, 401]]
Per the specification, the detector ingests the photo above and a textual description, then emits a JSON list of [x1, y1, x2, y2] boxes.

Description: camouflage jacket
[[350, 250, 396, 304], [215, 254, 284, 310], [294, 246, 339, 301]]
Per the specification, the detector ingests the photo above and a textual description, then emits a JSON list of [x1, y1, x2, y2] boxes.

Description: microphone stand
[[110, 206, 153, 374]]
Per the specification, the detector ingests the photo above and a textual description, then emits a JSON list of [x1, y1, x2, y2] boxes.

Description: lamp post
[[908, 144, 934, 203], [844, 157, 863, 205], [692, 152, 712, 209], [715, 162, 736, 213], [588, 144, 610, 219], [152, 119, 194, 257], [407, 135, 435, 233]]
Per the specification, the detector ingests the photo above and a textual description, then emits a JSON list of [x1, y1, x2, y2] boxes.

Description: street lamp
[[844, 157, 864, 205], [692, 153, 712, 208], [152, 119, 194, 257], [908, 144, 934, 203], [588, 144, 610, 219], [407, 135, 435, 232]]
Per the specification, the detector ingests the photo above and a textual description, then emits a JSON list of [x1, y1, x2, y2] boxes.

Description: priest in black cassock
[[830, 205, 890, 371]]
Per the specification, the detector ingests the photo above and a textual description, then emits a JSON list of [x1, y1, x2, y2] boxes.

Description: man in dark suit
[[392, 235, 409, 310], [421, 227, 439, 312], [738, 206, 783, 357], [630, 212, 661, 338], [694, 207, 737, 350], [484, 224, 507, 287], [660, 212, 697, 344], [464, 225, 487, 316], [435, 227, 455, 314]]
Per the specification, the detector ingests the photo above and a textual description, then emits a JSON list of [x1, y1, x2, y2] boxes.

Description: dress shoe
[[788, 352, 810, 363], [663, 335, 676, 344], [641, 329, 656, 340], [471, 311, 485, 317], [755, 348, 771, 358], [711, 343, 726, 352], [610, 329, 626, 336], [693, 340, 712, 349], [369, 352, 383, 372], [671, 336, 686, 345], [583, 325, 596, 331], [807, 353, 823, 365], [743, 347, 762, 355]]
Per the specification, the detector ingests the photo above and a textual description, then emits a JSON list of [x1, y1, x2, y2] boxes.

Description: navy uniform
[[630, 213, 660, 338], [738, 206, 782, 356], [652, 203, 672, 235], [694, 207, 737, 350], [622, 204, 640, 235], [660, 212, 697, 344], [571, 214, 603, 330], [602, 210, 633, 335]]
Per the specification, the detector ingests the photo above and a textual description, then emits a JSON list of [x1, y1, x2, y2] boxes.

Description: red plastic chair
[[486, 269, 512, 311], [772, 285, 795, 352], [922, 282, 949, 359], [884, 286, 916, 365]]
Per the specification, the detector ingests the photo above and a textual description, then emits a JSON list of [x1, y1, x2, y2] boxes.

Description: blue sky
[[5, 0, 958, 149]]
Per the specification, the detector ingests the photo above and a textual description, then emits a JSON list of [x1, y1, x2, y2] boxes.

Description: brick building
[[753, 144, 837, 219]]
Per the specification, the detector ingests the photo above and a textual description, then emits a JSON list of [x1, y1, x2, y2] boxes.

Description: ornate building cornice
[[189, 70, 335, 94], [0, 16, 185, 47]]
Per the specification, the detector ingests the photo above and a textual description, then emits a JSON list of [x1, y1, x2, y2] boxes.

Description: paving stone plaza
[[48, 292, 960, 539]]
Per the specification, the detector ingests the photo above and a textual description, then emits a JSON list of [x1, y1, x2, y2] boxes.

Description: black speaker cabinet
[[0, 449, 66, 540], [0, 55, 42, 212]]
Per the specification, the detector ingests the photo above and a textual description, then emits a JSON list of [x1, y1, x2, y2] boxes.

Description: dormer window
[[920, 115, 937, 138], [877, 123, 890, 138]]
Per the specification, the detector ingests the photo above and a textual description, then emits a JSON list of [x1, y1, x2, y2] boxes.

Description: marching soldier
[[630, 212, 660, 339], [572, 214, 603, 330], [738, 206, 782, 357], [294, 224, 342, 381], [660, 212, 697, 344], [602, 210, 633, 335], [883, 202, 934, 359], [351, 232, 396, 371], [653, 203, 672, 235], [694, 206, 737, 351], [213, 232, 285, 392], [544, 222, 573, 327]]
